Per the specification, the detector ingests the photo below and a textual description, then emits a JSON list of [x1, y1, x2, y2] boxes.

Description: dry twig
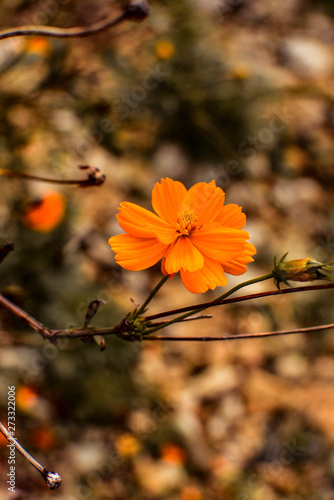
[[0, 1, 149, 41]]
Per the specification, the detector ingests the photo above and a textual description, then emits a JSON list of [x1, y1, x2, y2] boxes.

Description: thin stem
[[0, 421, 62, 489], [214, 272, 274, 302], [0, 166, 105, 188], [135, 276, 169, 318], [0, 2, 149, 41], [0, 294, 52, 339], [51, 326, 119, 338], [142, 322, 334, 341], [143, 273, 275, 334], [145, 281, 334, 322]]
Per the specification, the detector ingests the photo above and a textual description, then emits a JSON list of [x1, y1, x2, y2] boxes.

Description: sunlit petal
[[181, 257, 228, 293], [108, 234, 167, 271], [152, 178, 187, 224], [191, 224, 250, 262], [117, 201, 172, 238], [223, 242, 256, 275], [164, 237, 204, 274], [182, 180, 225, 224], [215, 203, 246, 229]]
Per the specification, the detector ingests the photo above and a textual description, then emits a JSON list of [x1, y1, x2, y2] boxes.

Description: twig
[[142, 314, 213, 328], [0, 1, 149, 41], [0, 165, 105, 188], [1, 283, 334, 342], [0, 420, 62, 489], [134, 276, 169, 317], [142, 322, 334, 341], [144, 282, 334, 321], [0, 294, 52, 339]]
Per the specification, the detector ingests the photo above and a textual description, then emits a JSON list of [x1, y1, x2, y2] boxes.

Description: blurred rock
[[278, 36, 334, 80]]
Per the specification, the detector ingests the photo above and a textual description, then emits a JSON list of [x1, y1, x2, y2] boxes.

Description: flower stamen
[[176, 210, 198, 235]]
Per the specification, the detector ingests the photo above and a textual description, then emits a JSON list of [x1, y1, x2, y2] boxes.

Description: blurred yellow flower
[[155, 39, 175, 60], [109, 178, 255, 293], [231, 62, 252, 80], [115, 433, 141, 458]]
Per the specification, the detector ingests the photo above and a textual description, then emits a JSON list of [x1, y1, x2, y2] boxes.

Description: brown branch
[[0, 294, 52, 339], [142, 322, 334, 341], [0, 291, 211, 341], [1, 281, 333, 343], [0, 165, 105, 188], [0, 293, 119, 340], [0, 421, 62, 489], [144, 283, 334, 321], [0, 1, 149, 41]]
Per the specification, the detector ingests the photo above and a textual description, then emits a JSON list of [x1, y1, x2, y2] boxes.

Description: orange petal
[[214, 203, 246, 229], [182, 180, 225, 225], [223, 242, 256, 275], [108, 234, 167, 271], [240, 241, 257, 261], [161, 257, 175, 278], [190, 224, 250, 262], [181, 257, 228, 293], [223, 260, 248, 275], [152, 178, 187, 225], [117, 202, 174, 240], [164, 237, 204, 274]]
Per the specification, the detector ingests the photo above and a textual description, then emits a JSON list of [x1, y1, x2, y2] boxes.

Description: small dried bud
[[123, 1, 149, 21], [43, 469, 62, 489], [84, 299, 106, 327], [273, 253, 334, 289], [0, 241, 14, 264]]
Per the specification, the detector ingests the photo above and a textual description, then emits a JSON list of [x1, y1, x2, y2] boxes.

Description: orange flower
[[161, 443, 186, 464], [31, 428, 57, 451], [24, 37, 51, 57], [17, 386, 38, 411], [23, 192, 65, 233], [109, 178, 255, 293], [155, 39, 175, 60]]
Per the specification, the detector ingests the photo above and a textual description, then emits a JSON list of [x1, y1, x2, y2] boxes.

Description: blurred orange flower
[[24, 37, 51, 57], [17, 386, 38, 411], [181, 485, 203, 500], [31, 427, 57, 451], [109, 178, 255, 293], [23, 192, 66, 233], [161, 443, 186, 464], [155, 39, 175, 60]]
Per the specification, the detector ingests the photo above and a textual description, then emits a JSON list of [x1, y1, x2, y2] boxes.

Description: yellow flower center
[[176, 210, 198, 236]]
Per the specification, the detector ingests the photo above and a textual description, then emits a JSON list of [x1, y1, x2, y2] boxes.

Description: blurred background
[[0, 0, 334, 498]]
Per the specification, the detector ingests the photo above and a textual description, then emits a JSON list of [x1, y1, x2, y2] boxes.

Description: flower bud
[[273, 253, 334, 289]]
